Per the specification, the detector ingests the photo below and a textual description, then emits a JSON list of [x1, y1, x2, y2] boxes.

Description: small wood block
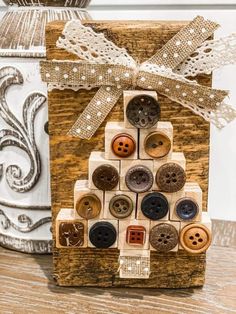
[[120, 159, 154, 191], [123, 90, 158, 129], [150, 220, 180, 252], [139, 121, 173, 160], [88, 219, 118, 248], [56, 208, 88, 249], [118, 219, 150, 250], [104, 190, 136, 220], [153, 152, 186, 191], [170, 182, 202, 222], [89, 151, 120, 190], [105, 122, 138, 160]]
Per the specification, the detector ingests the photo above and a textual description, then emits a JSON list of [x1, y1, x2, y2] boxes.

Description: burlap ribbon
[[40, 16, 236, 139]]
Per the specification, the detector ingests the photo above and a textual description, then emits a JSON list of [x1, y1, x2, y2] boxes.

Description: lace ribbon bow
[[40, 16, 236, 139]]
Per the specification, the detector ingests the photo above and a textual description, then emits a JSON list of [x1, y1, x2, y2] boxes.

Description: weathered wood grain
[[46, 21, 211, 287]]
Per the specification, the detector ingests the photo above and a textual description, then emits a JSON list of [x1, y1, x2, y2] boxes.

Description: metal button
[[126, 225, 146, 246], [175, 197, 199, 221], [150, 223, 178, 252], [59, 222, 84, 247], [89, 221, 117, 248], [125, 165, 153, 193], [76, 193, 101, 219], [144, 131, 171, 159], [126, 94, 161, 128], [109, 194, 134, 219], [141, 192, 169, 220], [156, 162, 186, 193], [111, 133, 136, 158], [180, 224, 212, 254], [92, 164, 119, 191]]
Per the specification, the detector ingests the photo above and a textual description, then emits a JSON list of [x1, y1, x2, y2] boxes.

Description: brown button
[[126, 225, 146, 246], [109, 194, 134, 219], [92, 164, 119, 191], [76, 193, 101, 219], [111, 133, 136, 158], [156, 162, 186, 193], [180, 224, 212, 254], [126, 94, 161, 128], [144, 131, 171, 159], [150, 223, 178, 252], [125, 165, 153, 193], [59, 222, 84, 247]]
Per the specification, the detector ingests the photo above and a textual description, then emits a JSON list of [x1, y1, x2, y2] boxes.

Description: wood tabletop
[[0, 245, 235, 314]]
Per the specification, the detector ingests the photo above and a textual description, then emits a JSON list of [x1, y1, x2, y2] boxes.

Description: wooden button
[[89, 221, 117, 248], [76, 193, 101, 219], [92, 164, 119, 191], [150, 223, 178, 252], [156, 162, 186, 193], [125, 165, 153, 193], [141, 192, 169, 220], [126, 225, 146, 246], [109, 194, 134, 219], [126, 94, 160, 128], [144, 131, 171, 158], [180, 224, 212, 254], [175, 197, 199, 221], [111, 133, 136, 158], [59, 222, 84, 247]]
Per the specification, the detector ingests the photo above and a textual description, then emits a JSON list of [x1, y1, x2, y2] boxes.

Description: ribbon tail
[[68, 86, 123, 139]]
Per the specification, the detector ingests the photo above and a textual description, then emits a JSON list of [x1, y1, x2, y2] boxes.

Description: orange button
[[126, 225, 146, 245], [144, 131, 171, 158], [111, 133, 136, 158]]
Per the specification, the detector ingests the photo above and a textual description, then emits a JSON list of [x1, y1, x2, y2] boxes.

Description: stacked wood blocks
[[56, 90, 212, 280]]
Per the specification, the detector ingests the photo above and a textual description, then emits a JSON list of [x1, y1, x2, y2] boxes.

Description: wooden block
[[139, 121, 173, 160], [74, 180, 104, 220], [123, 90, 158, 129], [170, 182, 202, 222], [120, 159, 154, 191], [118, 219, 150, 250], [153, 152, 186, 191], [104, 190, 136, 220], [150, 221, 180, 252], [88, 219, 118, 249], [88, 151, 120, 190], [105, 122, 138, 160], [56, 208, 88, 249]]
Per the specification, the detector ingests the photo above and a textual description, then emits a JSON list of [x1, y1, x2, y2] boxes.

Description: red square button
[[126, 225, 146, 245]]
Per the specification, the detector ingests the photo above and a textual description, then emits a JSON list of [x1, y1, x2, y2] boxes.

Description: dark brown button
[[150, 223, 178, 252], [125, 165, 153, 193], [126, 225, 146, 246], [111, 133, 136, 158], [126, 94, 161, 128], [59, 222, 84, 247], [76, 193, 101, 219], [175, 197, 199, 221], [92, 164, 119, 191], [156, 163, 186, 193], [144, 131, 171, 159], [180, 224, 212, 254], [109, 194, 134, 219]]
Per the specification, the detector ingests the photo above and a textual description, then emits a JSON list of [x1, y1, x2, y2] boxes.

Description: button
[[150, 223, 178, 252], [180, 224, 212, 254], [175, 197, 199, 221], [141, 192, 169, 220], [89, 221, 117, 248], [76, 193, 101, 219], [59, 222, 84, 247], [125, 165, 153, 193], [92, 164, 119, 191], [156, 162, 186, 193], [126, 225, 146, 246], [109, 194, 134, 219], [144, 131, 171, 159], [126, 94, 161, 128], [111, 133, 136, 158]]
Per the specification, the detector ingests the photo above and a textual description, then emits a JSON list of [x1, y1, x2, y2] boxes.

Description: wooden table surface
[[0, 245, 235, 314]]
